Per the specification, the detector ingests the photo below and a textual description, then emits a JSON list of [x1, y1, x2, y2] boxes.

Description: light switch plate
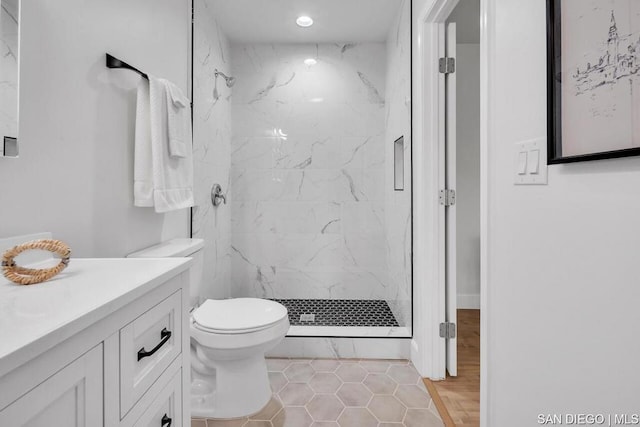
[[514, 138, 547, 185]]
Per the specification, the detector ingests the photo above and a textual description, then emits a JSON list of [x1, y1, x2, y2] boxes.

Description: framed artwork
[[548, 0, 640, 163]]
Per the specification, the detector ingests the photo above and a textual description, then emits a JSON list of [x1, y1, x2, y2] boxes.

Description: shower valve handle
[[211, 183, 227, 206]]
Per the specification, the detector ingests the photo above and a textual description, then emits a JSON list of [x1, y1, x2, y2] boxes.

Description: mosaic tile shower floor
[[271, 299, 400, 327], [191, 358, 443, 427]]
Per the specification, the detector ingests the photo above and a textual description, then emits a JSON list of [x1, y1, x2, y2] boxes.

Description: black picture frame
[[547, 0, 640, 164]]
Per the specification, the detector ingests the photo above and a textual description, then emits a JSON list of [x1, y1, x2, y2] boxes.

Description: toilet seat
[[192, 298, 288, 334]]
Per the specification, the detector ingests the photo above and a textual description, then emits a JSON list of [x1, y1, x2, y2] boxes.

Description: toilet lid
[[192, 298, 288, 333]]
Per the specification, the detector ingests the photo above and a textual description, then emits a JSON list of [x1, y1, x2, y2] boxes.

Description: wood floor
[[423, 309, 480, 426]]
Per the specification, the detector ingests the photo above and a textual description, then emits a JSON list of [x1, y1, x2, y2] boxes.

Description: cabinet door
[[0, 344, 103, 427]]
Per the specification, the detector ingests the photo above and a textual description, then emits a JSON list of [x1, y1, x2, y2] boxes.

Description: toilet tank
[[128, 238, 205, 308]]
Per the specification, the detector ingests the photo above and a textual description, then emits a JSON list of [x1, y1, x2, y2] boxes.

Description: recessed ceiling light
[[304, 58, 317, 66], [296, 16, 314, 27]]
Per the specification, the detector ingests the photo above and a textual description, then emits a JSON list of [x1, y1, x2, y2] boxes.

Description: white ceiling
[[208, 0, 404, 44], [447, 0, 480, 44]]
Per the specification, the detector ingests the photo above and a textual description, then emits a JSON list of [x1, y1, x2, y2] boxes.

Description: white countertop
[[0, 257, 191, 378]]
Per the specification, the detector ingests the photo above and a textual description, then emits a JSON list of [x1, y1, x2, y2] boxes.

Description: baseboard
[[457, 294, 481, 309]]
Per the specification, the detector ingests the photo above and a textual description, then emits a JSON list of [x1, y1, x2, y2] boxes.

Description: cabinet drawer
[[120, 291, 182, 418], [133, 369, 182, 427]]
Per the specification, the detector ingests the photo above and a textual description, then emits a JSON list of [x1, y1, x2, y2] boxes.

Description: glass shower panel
[[196, 0, 412, 337]]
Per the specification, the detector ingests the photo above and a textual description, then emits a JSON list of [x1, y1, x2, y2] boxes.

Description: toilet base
[[191, 355, 272, 419]]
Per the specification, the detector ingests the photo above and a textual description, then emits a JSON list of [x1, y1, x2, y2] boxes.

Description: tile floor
[[192, 358, 444, 427]]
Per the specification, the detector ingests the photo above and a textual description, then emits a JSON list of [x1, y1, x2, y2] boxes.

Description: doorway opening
[[422, 0, 481, 425]]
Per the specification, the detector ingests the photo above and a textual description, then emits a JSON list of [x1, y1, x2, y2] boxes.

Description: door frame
[[444, 21, 458, 377], [411, 0, 491, 425]]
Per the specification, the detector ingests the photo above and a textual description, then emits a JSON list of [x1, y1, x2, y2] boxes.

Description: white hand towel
[[149, 76, 194, 213], [163, 80, 191, 158], [134, 79, 154, 207]]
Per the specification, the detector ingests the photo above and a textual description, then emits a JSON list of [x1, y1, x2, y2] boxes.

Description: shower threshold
[[271, 299, 412, 338]]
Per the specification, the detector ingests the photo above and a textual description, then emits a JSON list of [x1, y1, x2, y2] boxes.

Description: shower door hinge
[[439, 57, 456, 74], [439, 322, 456, 339], [439, 189, 456, 206]]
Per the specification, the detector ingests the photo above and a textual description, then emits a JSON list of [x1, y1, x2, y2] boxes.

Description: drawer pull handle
[[161, 414, 172, 426], [137, 328, 172, 361]]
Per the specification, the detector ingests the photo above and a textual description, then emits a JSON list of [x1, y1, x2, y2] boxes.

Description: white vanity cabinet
[[0, 344, 104, 427], [0, 258, 192, 427]]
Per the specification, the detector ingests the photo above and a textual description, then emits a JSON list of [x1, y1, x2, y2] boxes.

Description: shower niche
[[192, 0, 412, 338]]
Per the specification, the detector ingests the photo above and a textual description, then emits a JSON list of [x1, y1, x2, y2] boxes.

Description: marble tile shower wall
[[384, 0, 412, 330], [192, 0, 232, 299], [229, 43, 396, 307]]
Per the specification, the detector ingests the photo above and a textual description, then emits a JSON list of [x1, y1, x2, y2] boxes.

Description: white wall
[[456, 43, 480, 309], [447, 0, 480, 44], [410, 0, 437, 378], [192, 0, 232, 300], [486, 0, 640, 424], [0, 0, 191, 256]]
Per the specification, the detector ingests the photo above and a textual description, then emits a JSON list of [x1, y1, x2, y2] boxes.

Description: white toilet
[[128, 238, 290, 419]]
